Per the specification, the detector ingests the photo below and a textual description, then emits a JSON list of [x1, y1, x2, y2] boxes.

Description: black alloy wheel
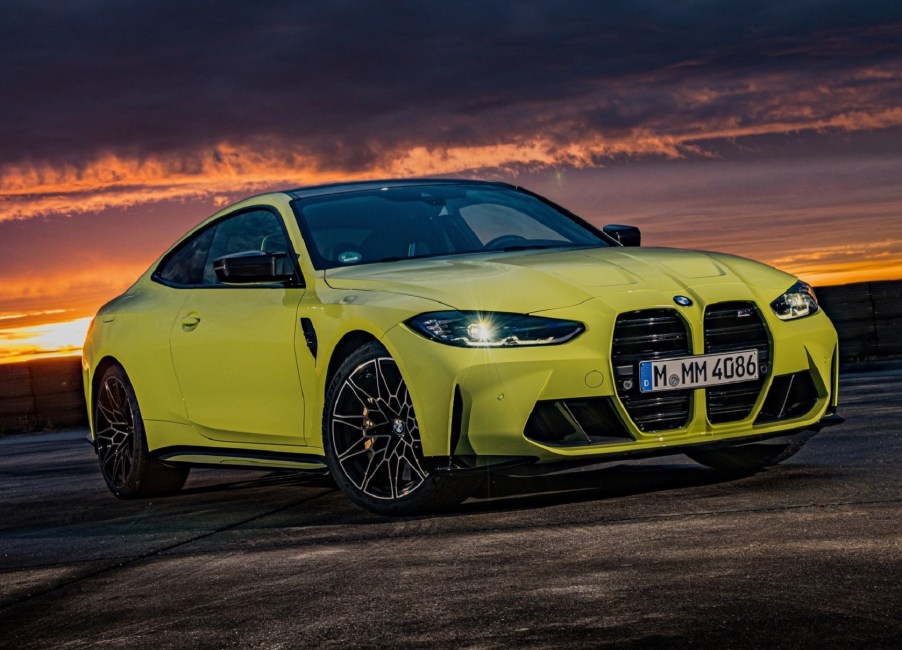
[[94, 364, 189, 498], [323, 342, 466, 516]]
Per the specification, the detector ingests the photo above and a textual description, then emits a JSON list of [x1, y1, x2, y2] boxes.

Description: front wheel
[[323, 342, 466, 516], [94, 364, 189, 498], [686, 440, 807, 472]]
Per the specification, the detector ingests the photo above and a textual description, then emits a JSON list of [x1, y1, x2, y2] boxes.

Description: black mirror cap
[[603, 224, 641, 247], [213, 251, 295, 284]]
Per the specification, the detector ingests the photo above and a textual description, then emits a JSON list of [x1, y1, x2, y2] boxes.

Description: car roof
[[284, 178, 514, 200]]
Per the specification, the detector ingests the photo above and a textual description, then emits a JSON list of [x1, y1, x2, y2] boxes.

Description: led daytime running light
[[407, 311, 585, 347]]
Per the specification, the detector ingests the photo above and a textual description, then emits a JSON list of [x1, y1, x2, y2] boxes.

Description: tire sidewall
[[322, 341, 459, 516], [95, 364, 187, 498]]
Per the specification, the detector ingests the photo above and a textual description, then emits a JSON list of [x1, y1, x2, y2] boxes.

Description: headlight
[[406, 311, 585, 347], [770, 280, 819, 321]]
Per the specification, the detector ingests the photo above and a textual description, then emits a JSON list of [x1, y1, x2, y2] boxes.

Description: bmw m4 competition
[[83, 179, 841, 515]]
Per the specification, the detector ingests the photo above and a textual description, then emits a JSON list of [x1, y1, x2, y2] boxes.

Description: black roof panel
[[285, 178, 513, 200]]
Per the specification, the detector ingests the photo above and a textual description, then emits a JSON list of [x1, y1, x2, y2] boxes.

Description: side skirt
[[153, 445, 328, 472]]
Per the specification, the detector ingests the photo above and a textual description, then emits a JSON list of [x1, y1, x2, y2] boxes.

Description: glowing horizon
[[0, 316, 93, 365], [0, 250, 898, 366]]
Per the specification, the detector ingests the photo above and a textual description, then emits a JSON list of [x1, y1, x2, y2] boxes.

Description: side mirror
[[213, 251, 295, 284], [603, 224, 641, 247]]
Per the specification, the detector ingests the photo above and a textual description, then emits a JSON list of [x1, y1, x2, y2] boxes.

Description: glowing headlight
[[770, 280, 819, 321], [406, 311, 585, 347]]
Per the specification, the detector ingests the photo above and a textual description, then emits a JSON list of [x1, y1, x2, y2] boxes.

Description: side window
[[155, 227, 215, 286], [201, 209, 291, 285]]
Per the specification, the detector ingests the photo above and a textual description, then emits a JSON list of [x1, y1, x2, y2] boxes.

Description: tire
[[323, 341, 467, 516], [94, 364, 189, 498], [686, 440, 807, 472]]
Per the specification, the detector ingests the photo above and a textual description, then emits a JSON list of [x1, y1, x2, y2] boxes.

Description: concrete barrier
[[817, 279, 902, 364], [0, 357, 85, 434], [0, 279, 898, 434]]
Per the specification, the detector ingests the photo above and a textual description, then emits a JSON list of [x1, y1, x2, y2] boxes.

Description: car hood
[[322, 247, 797, 312]]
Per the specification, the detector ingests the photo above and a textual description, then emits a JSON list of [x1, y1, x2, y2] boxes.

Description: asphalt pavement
[[1, 365, 900, 648]]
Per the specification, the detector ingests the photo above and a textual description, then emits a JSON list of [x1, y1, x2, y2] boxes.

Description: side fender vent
[[449, 386, 464, 456]]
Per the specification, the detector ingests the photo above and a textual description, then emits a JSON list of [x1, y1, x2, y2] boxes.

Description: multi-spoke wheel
[[323, 342, 466, 515], [94, 364, 189, 498]]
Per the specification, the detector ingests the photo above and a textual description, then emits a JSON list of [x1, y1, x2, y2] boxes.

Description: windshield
[[292, 183, 610, 269]]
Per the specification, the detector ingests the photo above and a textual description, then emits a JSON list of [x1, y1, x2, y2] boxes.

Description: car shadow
[[164, 458, 841, 532], [455, 463, 761, 513], [178, 469, 335, 495]]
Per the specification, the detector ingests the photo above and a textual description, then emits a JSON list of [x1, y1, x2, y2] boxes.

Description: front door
[[169, 208, 307, 444]]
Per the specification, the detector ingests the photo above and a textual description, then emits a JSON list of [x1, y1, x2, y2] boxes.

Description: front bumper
[[432, 413, 844, 476], [381, 294, 840, 464]]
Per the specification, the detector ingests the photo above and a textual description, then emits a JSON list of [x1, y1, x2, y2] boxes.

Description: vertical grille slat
[[612, 309, 691, 432], [612, 303, 772, 430], [703, 302, 770, 423]]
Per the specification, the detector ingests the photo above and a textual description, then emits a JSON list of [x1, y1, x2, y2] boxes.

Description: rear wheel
[[686, 440, 807, 472], [323, 342, 466, 516], [94, 364, 189, 498]]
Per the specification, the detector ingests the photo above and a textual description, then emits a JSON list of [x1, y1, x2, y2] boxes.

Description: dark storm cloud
[[1, 0, 901, 172]]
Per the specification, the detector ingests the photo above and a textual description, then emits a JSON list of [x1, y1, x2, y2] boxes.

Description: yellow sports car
[[83, 180, 841, 515]]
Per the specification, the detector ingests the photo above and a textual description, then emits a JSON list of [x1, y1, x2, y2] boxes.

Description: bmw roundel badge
[[673, 295, 693, 307]]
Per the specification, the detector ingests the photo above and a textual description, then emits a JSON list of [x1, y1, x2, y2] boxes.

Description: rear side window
[[154, 208, 292, 287], [155, 227, 214, 286]]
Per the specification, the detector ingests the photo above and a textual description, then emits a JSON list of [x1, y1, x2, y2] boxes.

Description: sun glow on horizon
[[0, 316, 93, 365], [778, 259, 902, 287], [0, 260, 900, 366]]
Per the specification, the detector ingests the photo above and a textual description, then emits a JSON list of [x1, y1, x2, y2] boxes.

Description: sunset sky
[[2, 1, 902, 363]]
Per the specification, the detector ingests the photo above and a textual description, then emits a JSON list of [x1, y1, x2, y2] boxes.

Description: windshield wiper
[[497, 244, 571, 252]]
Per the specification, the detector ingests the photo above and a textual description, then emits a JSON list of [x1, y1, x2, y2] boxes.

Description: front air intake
[[703, 302, 770, 423], [524, 398, 633, 446], [755, 371, 820, 423], [611, 309, 692, 432]]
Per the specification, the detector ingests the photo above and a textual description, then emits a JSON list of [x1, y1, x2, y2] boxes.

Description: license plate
[[639, 350, 759, 393]]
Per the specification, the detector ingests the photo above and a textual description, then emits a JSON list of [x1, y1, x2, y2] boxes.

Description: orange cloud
[[0, 260, 149, 321], [3, 100, 902, 223]]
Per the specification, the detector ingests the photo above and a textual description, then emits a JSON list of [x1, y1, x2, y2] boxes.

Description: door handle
[[181, 315, 201, 331]]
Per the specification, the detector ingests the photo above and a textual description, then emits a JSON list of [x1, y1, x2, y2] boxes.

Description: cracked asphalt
[[1, 365, 900, 648]]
